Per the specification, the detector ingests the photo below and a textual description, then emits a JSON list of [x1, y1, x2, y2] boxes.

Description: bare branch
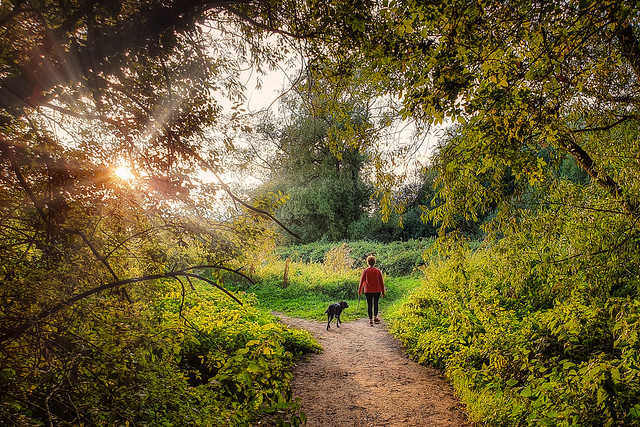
[[211, 169, 301, 239], [40, 103, 132, 137], [225, 6, 316, 40], [561, 136, 639, 216], [0, 138, 48, 221], [182, 264, 255, 284], [103, 225, 171, 260], [65, 228, 119, 282]]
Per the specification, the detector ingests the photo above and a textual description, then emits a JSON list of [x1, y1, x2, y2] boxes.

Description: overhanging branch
[[0, 266, 247, 344], [562, 136, 639, 216], [571, 115, 638, 133], [211, 169, 302, 240], [617, 20, 640, 82]]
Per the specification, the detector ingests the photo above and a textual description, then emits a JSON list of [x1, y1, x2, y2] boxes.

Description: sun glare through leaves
[[114, 165, 135, 181]]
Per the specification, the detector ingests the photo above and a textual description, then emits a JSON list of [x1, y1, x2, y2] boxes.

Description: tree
[[0, 0, 374, 423], [0, 0, 385, 345], [0, 0, 289, 349], [311, 4, 640, 423], [309, 0, 640, 227], [287, 3, 640, 424], [348, 168, 440, 241], [241, 69, 378, 243]]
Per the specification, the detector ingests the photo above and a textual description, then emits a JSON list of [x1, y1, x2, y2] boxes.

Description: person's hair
[[366, 255, 376, 266]]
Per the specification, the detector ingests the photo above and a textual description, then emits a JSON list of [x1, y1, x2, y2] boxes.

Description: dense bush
[[388, 231, 640, 426], [273, 239, 435, 276], [348, 207, 439, 242], [0, 279, 319, 426]]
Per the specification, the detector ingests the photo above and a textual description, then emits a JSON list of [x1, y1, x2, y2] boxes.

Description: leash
[[355, 291, 361, 316]]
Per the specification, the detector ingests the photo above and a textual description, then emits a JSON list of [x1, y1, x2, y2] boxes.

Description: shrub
[[0, 279, 318, 426], [324, 243, 354, 273], [387, 243, 640, 426], [274, 239, 435, 276]]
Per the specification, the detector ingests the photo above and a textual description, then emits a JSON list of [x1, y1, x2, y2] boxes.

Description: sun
[[114, 165, 135, 181]]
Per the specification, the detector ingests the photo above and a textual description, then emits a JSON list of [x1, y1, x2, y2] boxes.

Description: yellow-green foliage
[[274, 239, 435, 276], [0, 279, 319, 426], [323, 243, 354, 273], [389, 245, 640, 426], [230, 250, 424, 322]]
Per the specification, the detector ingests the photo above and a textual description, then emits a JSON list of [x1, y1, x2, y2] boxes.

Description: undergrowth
[[387, 241, 640, 426], [0, 279, 319, 426], [234, 232, 640, 426], [273, 238, 436, 276]]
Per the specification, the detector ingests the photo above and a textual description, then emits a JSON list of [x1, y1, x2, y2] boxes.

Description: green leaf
[[629, 404, 640, 418], [596, 388, 607, 407], [520, 387, 534, 398]]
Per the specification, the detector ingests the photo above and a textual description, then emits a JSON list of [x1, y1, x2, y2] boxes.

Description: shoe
[[369, 320, 374, 326], [374, 318, 381, 324]]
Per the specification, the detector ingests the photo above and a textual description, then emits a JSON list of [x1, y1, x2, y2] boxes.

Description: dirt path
[[276, 314, 470, 426]]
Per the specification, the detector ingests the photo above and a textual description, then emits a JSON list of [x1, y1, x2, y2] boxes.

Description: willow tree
[[239, 68, 382, 243]]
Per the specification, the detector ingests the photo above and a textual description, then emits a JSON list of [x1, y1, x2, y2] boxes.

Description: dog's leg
[[336, 314, 341, 328], [326, 314, 332, 331]]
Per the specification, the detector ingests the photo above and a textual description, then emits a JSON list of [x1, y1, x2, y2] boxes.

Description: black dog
[[325, 301, 349, 331]]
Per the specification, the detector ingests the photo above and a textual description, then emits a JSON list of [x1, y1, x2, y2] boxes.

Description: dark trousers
[[365, 292, 381, 319]]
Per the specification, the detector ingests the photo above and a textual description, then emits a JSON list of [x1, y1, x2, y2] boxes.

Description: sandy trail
[[276, 314, 469, 426]]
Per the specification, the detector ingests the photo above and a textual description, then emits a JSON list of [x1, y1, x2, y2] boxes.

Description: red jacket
[[359, 266, 385, 294]]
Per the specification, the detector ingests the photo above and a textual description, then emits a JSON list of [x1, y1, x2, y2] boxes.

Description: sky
[[205, 46, 447, 196]]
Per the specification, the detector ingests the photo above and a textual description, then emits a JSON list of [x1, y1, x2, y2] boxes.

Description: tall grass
[[274, 238, 436, 276]]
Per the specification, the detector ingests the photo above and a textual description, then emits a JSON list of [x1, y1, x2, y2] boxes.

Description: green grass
[[225, 237, 640, 426], [226, 257, 423, 322]]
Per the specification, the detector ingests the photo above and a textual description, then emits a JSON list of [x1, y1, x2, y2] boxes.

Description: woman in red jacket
[[358, 255, 385, 326]]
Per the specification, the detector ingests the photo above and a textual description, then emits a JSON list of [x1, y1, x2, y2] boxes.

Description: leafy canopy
[[311, 0, 640, 224], [0, 0, 372, 424]]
